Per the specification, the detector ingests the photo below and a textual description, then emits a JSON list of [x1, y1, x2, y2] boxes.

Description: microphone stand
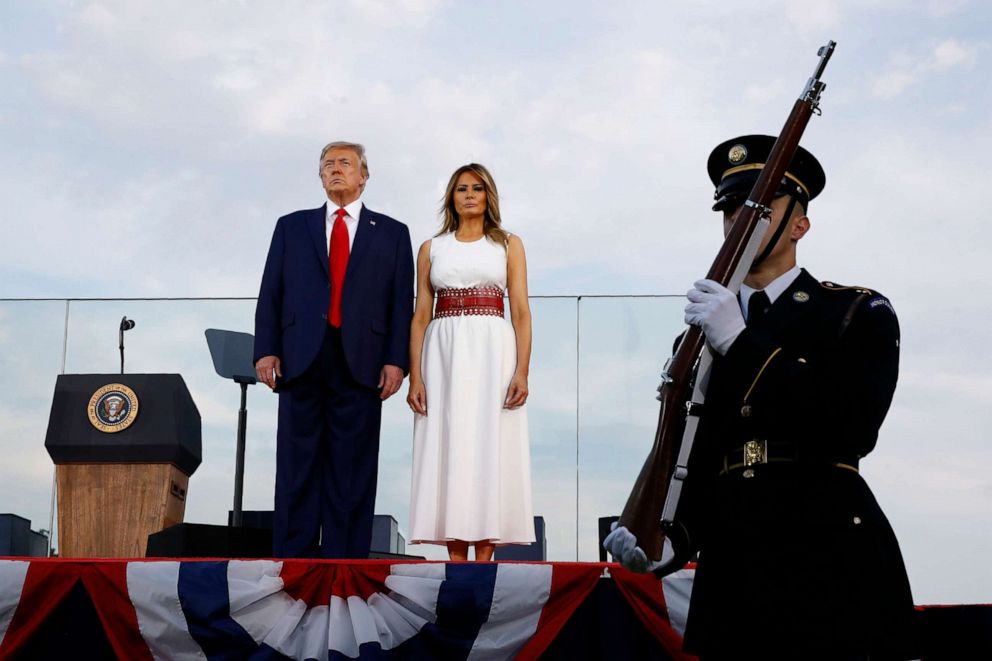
[[119, 316, 135, 374], [119, 323, 126, 374]]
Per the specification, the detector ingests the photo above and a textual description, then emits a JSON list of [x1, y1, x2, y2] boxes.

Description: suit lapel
[[309, 204, 329, 278], [346, 205, 377, 279]]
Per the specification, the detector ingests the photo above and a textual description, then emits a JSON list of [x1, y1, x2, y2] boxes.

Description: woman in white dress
[[406, 163, 535, 561]]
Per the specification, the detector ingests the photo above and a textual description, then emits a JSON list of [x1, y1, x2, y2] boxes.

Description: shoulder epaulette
[[819, 281, 876, 296], [821, 281, 895, 332]]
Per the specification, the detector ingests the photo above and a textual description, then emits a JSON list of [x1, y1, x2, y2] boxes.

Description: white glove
[[684, 279, 746, 355], [604, 522, 678, 574], [603, 522, 650, 573]]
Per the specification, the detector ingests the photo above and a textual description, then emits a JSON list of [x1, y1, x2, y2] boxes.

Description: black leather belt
[[719, 439, 859, 478]]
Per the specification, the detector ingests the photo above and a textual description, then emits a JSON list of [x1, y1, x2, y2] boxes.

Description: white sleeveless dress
[[408, 232, 536, 545]]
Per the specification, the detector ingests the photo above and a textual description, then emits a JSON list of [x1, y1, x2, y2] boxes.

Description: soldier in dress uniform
[[606, 135, 919, 658], [674, 135, 918, 659]]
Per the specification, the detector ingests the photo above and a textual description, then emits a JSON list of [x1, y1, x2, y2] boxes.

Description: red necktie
[[328, 207, 349, 327]]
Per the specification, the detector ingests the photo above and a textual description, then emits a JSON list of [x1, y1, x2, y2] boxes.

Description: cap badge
[[728, 144, 748, 164], [792, 291, 810, 303]]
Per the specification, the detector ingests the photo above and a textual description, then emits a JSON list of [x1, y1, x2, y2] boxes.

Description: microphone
[[119, 316, 136, 374]]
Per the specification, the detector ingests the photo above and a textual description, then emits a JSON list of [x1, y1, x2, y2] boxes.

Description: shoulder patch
[[867, 296, 896, 315]]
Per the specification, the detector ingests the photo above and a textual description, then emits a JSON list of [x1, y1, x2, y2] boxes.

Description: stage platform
[[0, 558, 988, 659]]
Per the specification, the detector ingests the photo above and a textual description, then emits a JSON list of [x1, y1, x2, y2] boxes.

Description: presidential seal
[[88, 383, 139, 433]]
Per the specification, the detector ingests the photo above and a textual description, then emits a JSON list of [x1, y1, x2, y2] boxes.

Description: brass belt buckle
[[742, 439, 768, 478]]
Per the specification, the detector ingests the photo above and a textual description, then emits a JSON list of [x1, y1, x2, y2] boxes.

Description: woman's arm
[[406, 240, 434, 414], [505, 234, 532, 409]]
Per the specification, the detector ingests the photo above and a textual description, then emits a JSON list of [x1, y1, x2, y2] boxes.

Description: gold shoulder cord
[[820, 281, 875, 295], [742, 348, 783, 404]]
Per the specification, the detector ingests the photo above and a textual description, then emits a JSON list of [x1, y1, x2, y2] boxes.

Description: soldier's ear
[[792, 215, 810, 241]]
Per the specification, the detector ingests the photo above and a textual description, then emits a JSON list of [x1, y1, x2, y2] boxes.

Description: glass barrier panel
[[62, 299, 277, 548], [12, 296, 584, 561], [0, 300, 69, 550], [524, 298, 578, 561], [576, 296, 685, 561]]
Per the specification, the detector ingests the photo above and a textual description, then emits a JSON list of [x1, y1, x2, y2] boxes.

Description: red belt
[[434, 287, 505, 318]]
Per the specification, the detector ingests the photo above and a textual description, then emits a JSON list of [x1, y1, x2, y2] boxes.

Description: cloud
[[348, 0, 451, 27], [900, 369, 992, 406], [927, 0, 971, 17], [18, 1, 451, 143], [870, 38, 979, 99], [783, 0, 843, 30], [931, 38, 977, 69]]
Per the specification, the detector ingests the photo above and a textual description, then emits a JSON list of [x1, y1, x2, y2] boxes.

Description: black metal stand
[[232, 377, 251, 528]]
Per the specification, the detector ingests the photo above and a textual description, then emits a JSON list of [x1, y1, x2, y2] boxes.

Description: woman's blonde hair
[[437, 163, 508, 246]]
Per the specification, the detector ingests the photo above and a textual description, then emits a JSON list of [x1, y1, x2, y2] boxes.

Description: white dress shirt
[[326, 198, 363, 253], [739, 264, 802, 321]]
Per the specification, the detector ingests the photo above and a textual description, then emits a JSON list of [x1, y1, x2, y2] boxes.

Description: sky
[[1, 0, 990, 605]]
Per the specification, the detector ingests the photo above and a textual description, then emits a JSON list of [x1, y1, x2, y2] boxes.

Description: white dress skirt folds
[[408, 232, 536, 545]]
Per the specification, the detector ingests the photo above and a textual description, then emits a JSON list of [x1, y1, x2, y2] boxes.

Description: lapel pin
[[792, 291, 810, 303], [370, 220, 376, 226]]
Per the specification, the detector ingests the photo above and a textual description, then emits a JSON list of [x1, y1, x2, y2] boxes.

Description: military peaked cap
[[707, 134, 826, 212]]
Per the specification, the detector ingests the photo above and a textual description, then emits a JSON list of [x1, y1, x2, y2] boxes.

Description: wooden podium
[[45, 374, 201, 557]]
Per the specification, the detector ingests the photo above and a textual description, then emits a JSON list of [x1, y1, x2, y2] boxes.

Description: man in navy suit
[[254, 141, 414, 558]]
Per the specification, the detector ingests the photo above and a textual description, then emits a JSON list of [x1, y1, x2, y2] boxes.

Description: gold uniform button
[[741, 405, 752, 418], [853, 516, 862, 525]]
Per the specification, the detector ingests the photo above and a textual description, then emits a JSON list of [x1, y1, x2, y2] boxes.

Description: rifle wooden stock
[[618, 42, 836, 564]]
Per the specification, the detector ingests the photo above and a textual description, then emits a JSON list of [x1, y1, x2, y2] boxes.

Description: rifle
[[617, 41, 837, 574]]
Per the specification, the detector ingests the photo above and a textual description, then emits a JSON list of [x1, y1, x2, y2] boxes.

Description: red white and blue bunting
[[0, 559, 695, 660]]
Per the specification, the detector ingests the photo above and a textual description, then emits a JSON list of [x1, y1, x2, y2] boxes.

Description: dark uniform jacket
[[680, 269, 917, 659]]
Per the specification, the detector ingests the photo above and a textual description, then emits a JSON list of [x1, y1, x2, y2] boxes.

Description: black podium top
[[44, 374, 202, 476]]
